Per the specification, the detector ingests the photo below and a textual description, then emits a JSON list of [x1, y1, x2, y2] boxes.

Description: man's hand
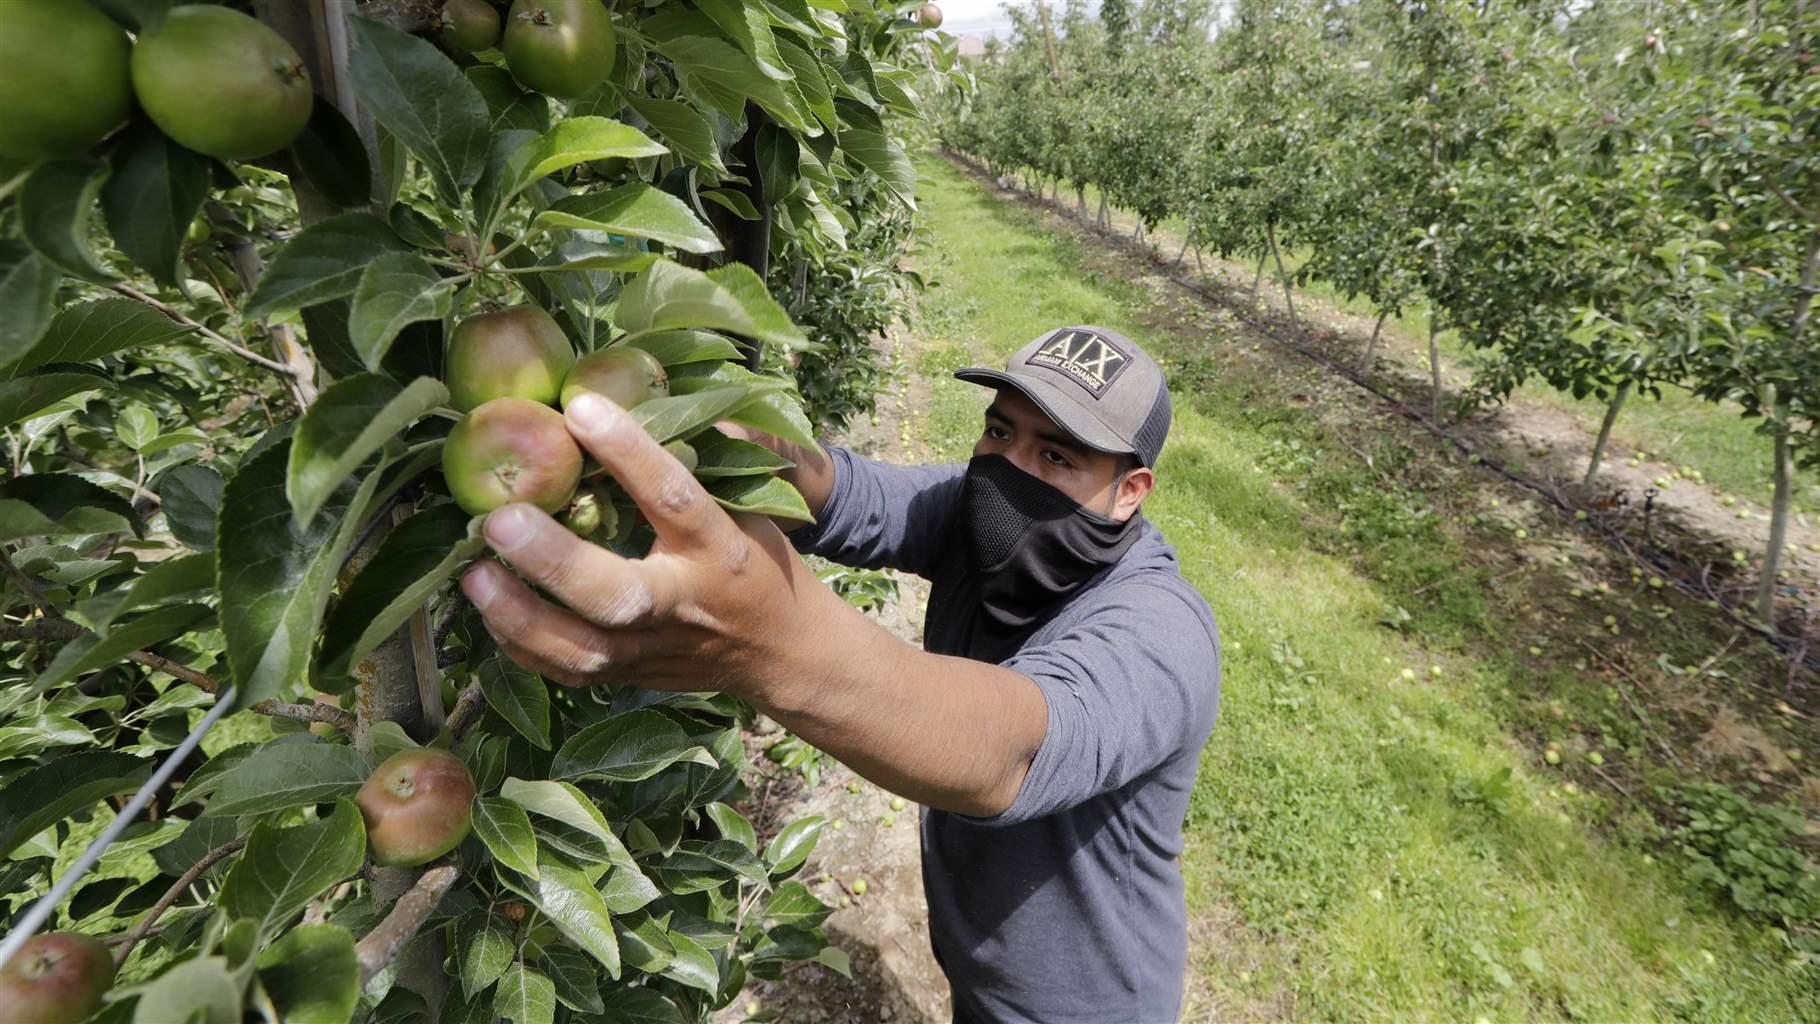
[[460, 393, 1049, 818], [458, 393, 821, 698]]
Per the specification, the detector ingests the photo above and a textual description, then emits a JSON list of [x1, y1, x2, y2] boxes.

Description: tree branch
[[445, 683, 485, 740], [1763, 176, 1818, 225], [356, 0, 441, 33], [356, 863, 461, 984], [114, 835, 248, 966], [109, 284, 302, 379], [249, 699, 356, 733]]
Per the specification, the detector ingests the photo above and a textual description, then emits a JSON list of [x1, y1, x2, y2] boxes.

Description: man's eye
[[1042, 450, 1071, 467], [986, 425, 1009, 440]]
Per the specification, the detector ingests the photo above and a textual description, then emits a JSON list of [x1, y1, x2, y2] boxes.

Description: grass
[[905, 153, 1818, 1022], [1015, 173, 1817, 514]]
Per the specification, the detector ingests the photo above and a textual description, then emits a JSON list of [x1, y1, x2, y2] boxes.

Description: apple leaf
[[0, 751, 150, 858], [349, 254, 457, 371], [473, 797, 541, 880], [689, 430, 795, 478], [621, 329, 742, 368], [494, 964, 557, 1024], [551, 710, 717, 783], [257, 924, 361, 1024], [763, 814, 827, 876], [626, 386, 758, 445], [80, 551, 214, 632], [126, 955, 242, 1024], [347, 17, 490, 207], [537, 183, 722, 254], [626, 97, 727, 175], [245, 213, 410, 320], [99, 123, 212, 287], [648, 839, 769, 893], [204, 743, 370, 818], [0, 368, 109, 428], [19, 159, 114, 283], [0, 242, 59, 370], [477, 651, 552, 750], [758, 880, 833, 929], [660, 929, 719, 993], [156, 463, 223, 551], [288, 373, 448, 528], [317, 504, 481, 681], [616, 260, 809, 350], [0, 472, 137, 543], [499, 848, 622, 978], [541, 946, 605, 1013], [455, 908, 517, 998], [500, 116, 667, 208], [5, 299, 195, 379], [19, 603, 212, 707], [707, 475, 814, 523], [219, 800, 366, 939], [218, 439, 384, 708]]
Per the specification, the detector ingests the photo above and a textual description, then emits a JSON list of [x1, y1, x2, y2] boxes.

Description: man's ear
[[1111, 466, 1155, 522]]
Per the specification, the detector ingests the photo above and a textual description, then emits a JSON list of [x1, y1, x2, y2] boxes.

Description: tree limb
[[445, 683, 485, 740], [356, 863, 461, 984], [250, 699, 356, 733], [109, 284, 302, 380], [113, 835, 249, 966]]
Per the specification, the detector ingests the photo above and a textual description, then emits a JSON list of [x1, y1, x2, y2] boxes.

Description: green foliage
[[0, 1, 946, 1020], [1671, 783, 1820, 953]]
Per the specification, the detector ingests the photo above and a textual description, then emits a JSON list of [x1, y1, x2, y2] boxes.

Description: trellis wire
[[0, 686, 237, 971]]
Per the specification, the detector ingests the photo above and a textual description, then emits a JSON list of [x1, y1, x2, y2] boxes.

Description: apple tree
[[0, 1, 938, 1021]]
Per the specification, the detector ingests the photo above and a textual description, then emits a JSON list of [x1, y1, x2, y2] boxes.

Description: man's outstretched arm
[[462, 393, 1047, 817]]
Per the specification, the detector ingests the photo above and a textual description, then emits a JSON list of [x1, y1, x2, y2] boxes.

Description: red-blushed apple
[[0, 932, 115, 1024], [560, 346, 669, 412], [445, 305, 576, 412], [442, 397, 583, 516], [355, 748, 476, 868]]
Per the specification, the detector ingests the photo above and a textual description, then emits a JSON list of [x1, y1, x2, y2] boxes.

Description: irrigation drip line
[[0, 687, 239, 972], [951, 153, 1819, 676]]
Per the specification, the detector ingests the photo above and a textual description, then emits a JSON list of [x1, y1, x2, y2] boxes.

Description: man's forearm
[[748, 581, 1048, 817]]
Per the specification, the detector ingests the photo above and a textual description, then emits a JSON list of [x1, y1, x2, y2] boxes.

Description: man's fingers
[[477, 504, 676, 628], [566, 393, 726, 550], [461, 560, 645, 683]]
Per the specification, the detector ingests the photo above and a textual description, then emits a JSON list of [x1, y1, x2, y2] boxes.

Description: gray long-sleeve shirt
[[790, 448, 1221, 1023]]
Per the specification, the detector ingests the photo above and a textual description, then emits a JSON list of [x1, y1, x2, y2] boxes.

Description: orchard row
[[941, 0, 1818, 623]]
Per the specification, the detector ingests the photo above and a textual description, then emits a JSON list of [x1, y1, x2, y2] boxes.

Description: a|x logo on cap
[[1030, 329, 1130, 397]]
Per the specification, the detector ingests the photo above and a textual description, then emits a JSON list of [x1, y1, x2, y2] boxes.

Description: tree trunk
[[1267, 223, 1297, 329], [1583, 381, 1631, 486], [1359, 309, 1388, 374], [1760, 228, 1820, 623], [1427, 318, 1443, 423], [1175, 230, 1192, 267], [1097, 194, 1109, 231], [262, 1, 447, 1012], [1076, 184, 1086, 219], [1134, 220, 1144, 244], [729, 104, 774, 371], [1759, 406, 1793, 624]]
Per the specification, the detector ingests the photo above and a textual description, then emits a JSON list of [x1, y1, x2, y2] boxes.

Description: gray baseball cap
[[955, 326, 1172, 466]]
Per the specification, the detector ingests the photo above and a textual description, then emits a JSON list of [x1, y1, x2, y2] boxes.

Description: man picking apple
[[461, 326, 1221, 1023]]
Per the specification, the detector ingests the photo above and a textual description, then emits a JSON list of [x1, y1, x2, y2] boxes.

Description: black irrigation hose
[[949, 152, 1820, 677]]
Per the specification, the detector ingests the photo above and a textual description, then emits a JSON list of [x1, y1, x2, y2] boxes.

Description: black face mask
[[961, 453, 1144, 637]]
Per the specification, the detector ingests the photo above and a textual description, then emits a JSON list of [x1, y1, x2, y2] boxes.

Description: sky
[[936, 0, 1106, 41]]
